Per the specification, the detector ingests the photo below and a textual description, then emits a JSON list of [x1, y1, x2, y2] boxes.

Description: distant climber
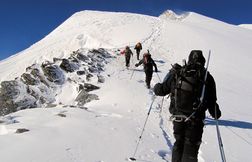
[[134, 42, 142, 60], [135, 51, 158, 89], [121, 46, 133, 68]]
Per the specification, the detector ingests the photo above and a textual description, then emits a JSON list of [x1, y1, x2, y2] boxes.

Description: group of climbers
[[120, 43, 222, 162], [121, 42, 157, 89]]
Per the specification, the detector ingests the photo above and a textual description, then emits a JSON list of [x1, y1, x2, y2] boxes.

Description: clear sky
[[0, 0, 251, 61]]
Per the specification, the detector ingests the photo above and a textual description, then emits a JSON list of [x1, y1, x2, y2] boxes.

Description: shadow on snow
[[205, 117, 252, 129]]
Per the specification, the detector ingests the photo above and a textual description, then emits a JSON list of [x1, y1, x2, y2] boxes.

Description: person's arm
[[205, 73, 221, 119], [135, 59, 143, 67], [154, 63, 181, 96], [154, 72, 174, 96], [152, 59, 158, 72]]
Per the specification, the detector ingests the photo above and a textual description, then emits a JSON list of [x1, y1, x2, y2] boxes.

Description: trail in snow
[[109, 49, 175, 161]]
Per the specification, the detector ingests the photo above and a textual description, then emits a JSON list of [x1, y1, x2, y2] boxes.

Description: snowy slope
[[0, 10, 252, 162], [239, 24, 252, 30]]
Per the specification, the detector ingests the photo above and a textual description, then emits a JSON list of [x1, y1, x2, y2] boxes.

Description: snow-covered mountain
[[0, 10, 252, 162], [239, 24, 252, 30]]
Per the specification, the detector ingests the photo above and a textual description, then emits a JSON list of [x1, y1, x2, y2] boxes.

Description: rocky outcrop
[[0, 80, 37, 116], [60, 59, 79, 73], [0, 48, 112, 116], [75, 90, 99, 106], [42, 63, 65, 85]]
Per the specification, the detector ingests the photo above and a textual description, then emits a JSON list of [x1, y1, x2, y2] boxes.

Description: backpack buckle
[[170, 115, 189, 122]]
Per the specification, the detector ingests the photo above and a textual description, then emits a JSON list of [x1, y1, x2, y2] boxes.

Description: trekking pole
[[185, 50, 211, 122], [156, 71, 161, 82], [130, 68, 136, 80], [130, 55, 135, 79], [129, 96, 156, 161], [215, 105, 227, 162]]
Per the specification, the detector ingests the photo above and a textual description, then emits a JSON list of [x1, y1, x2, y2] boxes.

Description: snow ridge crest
[[159, 10, 189, 21]]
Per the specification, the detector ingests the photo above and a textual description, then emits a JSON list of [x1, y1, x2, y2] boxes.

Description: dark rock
[[75, 90, 99, 106], [26, 64, 36, 72], [21, 73, 38, 85], [53, 57, 62, 63], [39, 96, 47, 104], [77, 71, 85, 75], [46, 103, 57, 108], [69, 56, 79, 63], [79, 106, 88, 110], [15, 128, 29, 134], [76, 53, 89, 62], [88, 66, 97, 73], [0, 81, 20, 99], [30, 69, 40, 78], [27, 86, 39, 100], [84, 83, 100, 92], [57, 113, 66, 117], [97, 75, 105, 83], [79, 84, 84, 91], [30, 69, 50, 87], [60, 59, 79, 73], [86, 73, 93, 81], [42, 64, 65, 85]]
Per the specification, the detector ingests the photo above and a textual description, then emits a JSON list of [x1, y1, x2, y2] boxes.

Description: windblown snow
[[0, 10, 252, 162]]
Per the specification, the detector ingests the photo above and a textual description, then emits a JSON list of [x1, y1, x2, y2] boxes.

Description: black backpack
[[173, 63, 205, 115]]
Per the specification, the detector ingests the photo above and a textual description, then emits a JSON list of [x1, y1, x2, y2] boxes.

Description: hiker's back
[[125, 47, 132, 57], [143, 53, 152, 66], [171, 63, 205, 116], [135, 42, 142, 50]]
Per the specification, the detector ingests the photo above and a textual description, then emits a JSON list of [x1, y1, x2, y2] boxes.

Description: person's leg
[[145, 71, 152, 88], [172, 122, 186, 162], [181, 120, 204, 162], [126, 57, 130, 67], [137, 50, 140, 60]]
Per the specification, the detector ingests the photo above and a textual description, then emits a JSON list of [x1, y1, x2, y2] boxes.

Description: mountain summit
[[159, 10, 189, 20], [0, 10, 252, 162]]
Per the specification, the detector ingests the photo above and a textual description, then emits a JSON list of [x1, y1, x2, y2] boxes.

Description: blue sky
[[0, 0, 251, 61]]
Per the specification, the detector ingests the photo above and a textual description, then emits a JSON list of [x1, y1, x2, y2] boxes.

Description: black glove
[[214, 103, 221, 119], [135, 63, 138, 67]]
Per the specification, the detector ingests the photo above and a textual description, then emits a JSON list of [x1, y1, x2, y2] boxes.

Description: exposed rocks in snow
[[42, 64, 65, 85], [75, 89, 99, 106], [82, 83, 100, 92], [0, 48, 112, 116], [159, 10, 189, 21], [21, 73, 39, 85], [57, 113, 67, 117], [15, 128, 29, 134], [60, 58, 79, 73], [76, 70, 86, 75], [0, 80, 37, 116], [97, 74, 105, 83]]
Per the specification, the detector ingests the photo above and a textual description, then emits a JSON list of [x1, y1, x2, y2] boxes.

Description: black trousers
[[145, 71, 153, 88], [125, 56, 130, 67], [172, 120, 204, 162], [136, 49, 141, 60]]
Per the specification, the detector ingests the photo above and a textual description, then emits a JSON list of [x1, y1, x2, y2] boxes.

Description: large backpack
[[173, 63, 205, 115], [136, 42, 142, 49]]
